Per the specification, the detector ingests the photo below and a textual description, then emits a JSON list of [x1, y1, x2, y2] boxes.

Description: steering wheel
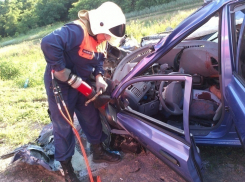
[[159, 81, 183, 115]]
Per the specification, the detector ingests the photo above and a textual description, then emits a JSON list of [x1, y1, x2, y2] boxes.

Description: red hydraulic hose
[[51, 70, 101, 182]]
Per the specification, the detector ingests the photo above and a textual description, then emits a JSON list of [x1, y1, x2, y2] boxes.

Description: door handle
[[159, 150, 180, 167]]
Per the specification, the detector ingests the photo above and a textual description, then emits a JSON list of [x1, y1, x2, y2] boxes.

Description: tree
[[17, 9, 38, 33], [35, 0, 64, 26], [0, 1, 7, 37], [69, 0, 137, 19], [17, 0, 38, 34], [113, 0, 137, 13], [35, 0, 77, 26], [69, 0, 108, 20], [2, 0, 21, 36]]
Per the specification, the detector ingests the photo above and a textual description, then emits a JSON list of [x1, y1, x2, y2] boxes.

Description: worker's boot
[[60, 157, 80, 182], [91, 143, 121, 163]]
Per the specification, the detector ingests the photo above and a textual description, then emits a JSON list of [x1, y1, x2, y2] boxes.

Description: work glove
[[96, 74, 108, 93], [54, 69, 110, 108]]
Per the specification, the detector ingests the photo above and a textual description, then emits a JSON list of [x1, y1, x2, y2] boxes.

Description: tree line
[[0, 0, 171, 38]]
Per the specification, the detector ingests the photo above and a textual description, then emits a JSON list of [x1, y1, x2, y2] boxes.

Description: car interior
[[106, 10, 245, 136], [109, 13, 222, 135]]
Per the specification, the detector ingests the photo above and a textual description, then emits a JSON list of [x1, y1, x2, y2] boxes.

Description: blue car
[[102, 0, 245, 181]]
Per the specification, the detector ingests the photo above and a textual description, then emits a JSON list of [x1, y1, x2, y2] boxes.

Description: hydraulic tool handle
[[85, 89, 103, 106], [75, 79, 93, 97], [53, 69, 95, 98], [65, 72, 93, 97]]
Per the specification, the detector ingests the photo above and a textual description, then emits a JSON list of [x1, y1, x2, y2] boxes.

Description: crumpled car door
[[114, 75, 203, 182]]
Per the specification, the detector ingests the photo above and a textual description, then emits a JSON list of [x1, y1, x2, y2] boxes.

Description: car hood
[[112, 0, 235, 98]]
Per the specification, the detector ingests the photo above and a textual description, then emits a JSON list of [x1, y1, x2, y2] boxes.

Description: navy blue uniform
[[41, 23, 106, 161]]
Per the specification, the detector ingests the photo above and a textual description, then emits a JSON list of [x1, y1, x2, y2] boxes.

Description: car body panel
[[226, 76, 245, 148], [227, 1, 245, 149], [224, 5, 245, 147], [115, 75, 202, 182], [117, 112, 202, 182]]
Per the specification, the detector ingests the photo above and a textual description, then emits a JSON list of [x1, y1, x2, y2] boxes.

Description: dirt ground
[[1, 145, 245, 182]]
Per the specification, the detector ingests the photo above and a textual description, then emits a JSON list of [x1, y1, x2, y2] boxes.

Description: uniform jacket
[[41, 20, 105, 82]]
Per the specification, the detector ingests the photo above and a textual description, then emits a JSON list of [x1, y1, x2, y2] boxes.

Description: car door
[[225, 3, 245, 150], [114, 74, 203, 182]]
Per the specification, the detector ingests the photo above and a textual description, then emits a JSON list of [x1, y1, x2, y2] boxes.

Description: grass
[[125, 0, 202, 19], [127, 8, 197, 42], [0, 41, 49, 148], [0, 8, 196, 150]]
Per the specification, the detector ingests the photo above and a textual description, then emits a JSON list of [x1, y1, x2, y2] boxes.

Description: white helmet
[[88, 2, 126, 39]]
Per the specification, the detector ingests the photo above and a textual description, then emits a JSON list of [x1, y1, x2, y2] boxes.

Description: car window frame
[[229, 3, 245, 85], [116, 74, 193, 144], [229, 3, 245, 72]]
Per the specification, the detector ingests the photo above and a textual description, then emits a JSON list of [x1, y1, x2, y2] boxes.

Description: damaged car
[[2, 0, 245, 182], [100, 0, 245, 181]]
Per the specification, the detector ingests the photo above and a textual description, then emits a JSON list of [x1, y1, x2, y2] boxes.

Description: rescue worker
[[41, 2, 126, 182]]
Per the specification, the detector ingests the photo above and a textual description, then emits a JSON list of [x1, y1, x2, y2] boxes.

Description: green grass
[[0, 41, 49, 147], [125, 0, 202, 19], [127, 8, 197, 42], [0, 8, 195, 149]]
